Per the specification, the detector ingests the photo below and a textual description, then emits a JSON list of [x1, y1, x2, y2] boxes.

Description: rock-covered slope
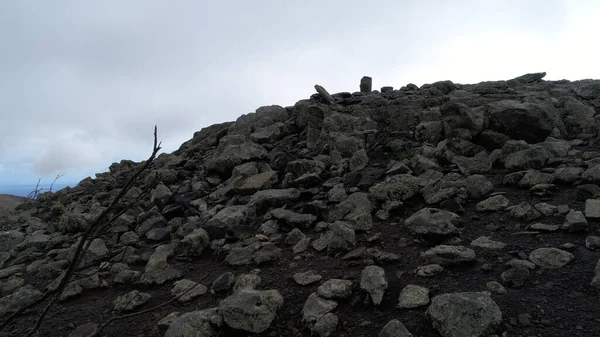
[[2, 73, 600, 337]]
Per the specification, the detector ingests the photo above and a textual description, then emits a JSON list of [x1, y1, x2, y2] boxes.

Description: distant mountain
[[0, 193, 26, 214], [0, 184, 72, 198]]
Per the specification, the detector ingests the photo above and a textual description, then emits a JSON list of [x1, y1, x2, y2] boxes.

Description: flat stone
[[529, 248, 574, 269], [397, 284, 430, 309], [585, 199, 600, 218], [293, 270, 323, 285], [470, 236, 506, 250]]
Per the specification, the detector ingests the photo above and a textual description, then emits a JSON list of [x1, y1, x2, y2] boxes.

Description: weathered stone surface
[[219, 289, 283, 333], [360, 265, 387, 306], [302, 292, 338, 325], [113, 290, 152, 312], [397, 284, 430, 309], [426, 291, 502, 337], [164, 308, 223, 337], [423, 245, 476, 265], [528, 248, 574, 269], [378, 319, 414, 337], [317, 279, 353, 300], [404, 208, 461, 245]]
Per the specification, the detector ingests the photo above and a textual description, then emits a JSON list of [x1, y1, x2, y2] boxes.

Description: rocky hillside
[[2, 72, 600, 337]]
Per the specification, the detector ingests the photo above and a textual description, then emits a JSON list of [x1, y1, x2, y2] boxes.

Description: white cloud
[[0, 164, 4, 173], [0, 0, 599, 185]]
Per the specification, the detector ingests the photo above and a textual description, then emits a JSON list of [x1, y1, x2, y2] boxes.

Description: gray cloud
[[0, 0, 598, 185]]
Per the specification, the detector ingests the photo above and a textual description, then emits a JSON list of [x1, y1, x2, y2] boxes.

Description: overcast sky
[[1, 0, 599, 189]]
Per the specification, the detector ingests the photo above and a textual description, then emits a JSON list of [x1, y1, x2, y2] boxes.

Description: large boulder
[[426, 291, 502, 337], [487, 100, 565, 143], [205, 141, 268, 176]]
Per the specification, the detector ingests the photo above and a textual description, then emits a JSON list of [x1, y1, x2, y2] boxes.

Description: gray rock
[[176, 228, 210, 257], [426, 291, 502, 337], [0, 230, 25, 252], [420, 179, 466, 205], [585, 236, 600, 250], [316, 221, 356, 252], [312, 313, 339, 337], [0, 276, 24, 296], [205, 142, 268, 176], [113, 290, 152, 312], [509, 202, 541, 222], [487, 100, 563, 143], [140, 261, 182, 285], [360, 265, 388, 306], [534, 202, 557, 216], [416, 264, 444, 277], [583, 164, 600, 183], [504, 147, 551, 171], [378, 319, 414, 337], [219, 289, 283, 333], [145, 227, 171, 242], [529, 223, 560, 232], [476, 195, 509, 212], [302, 292, 338, 324], [164, 308, 223, 337], [151, 183, 172, 207], [250, 122, 286, 144], [286, 159, 326, 177], [591, 259, 600, 289], [562, 210, 589, 232], [113, 270, 141, 284], [327, 184, 348, 203], [249, 188, 302, 212], [486, 281, 507, 294], [171, 279, 208, 302], [501, 267, 530, 288], [292, 237, 311, 254], [423, 245, 476, 265], [212, 272, 235, 293], [452, 152, 492, 175], [328, 192, 373, 231], [145, 244, 175, 271], [470, 236, 506, 250], [404, 208, 461, 245], [293, 270, 323, 285], [586, 199, 600, 218], [349, 149, 369, 171], [518, 171, 554, 188], [529, 248, 574, 269], [0, 285, 43, 321], [505, 259, 536, 270], [59, 281, 83, 301], [317, 279, 353, 300], [409, 155, 440, 175], [370, 174, 421, 202], [464, 175, 494, 200], [397, 284, 430, 309], [237, 171, 278, 194], [233, 274, 261, 293], [270, 208, 317, 229], [285, 228, 306, 245], [553, 167, 584, 183], [119, 231, 140, 246], [225, 242, 261, 266], [205, 205, 254, 238]]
